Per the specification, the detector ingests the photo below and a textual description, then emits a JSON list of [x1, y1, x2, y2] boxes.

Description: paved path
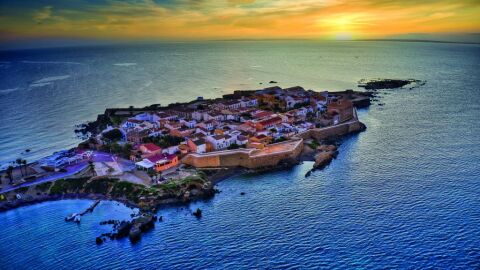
[[0, 151, 116, 194]]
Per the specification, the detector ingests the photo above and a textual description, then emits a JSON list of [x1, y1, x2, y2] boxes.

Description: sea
[[0, 41, 479, 269]]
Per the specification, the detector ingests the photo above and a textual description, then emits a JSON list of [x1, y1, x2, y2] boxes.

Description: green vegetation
[[102, 143, 133, 158], [36, 182, 52, 192], [227, 143, 240, 150], [17, 186, 29, 193], [307, 139, 320, 150], [50, 177, 90, 194], [102, 128, 123, 142], [142, 135, 184, 148], [271, 136, 288, 144], [109, 116, 124, 126]]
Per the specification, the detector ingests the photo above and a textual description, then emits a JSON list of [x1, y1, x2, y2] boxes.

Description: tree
[[6, 166, 14, 184], [16, 158, 23, 176], [102, 129, 123, 142], [227, 143, 240, 150], [88, 161, 95, 176], [22, 159, 28, 176]]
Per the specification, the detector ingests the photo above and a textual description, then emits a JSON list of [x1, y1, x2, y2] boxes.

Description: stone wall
[[297, 119, 365, 141], [182, 140, 303, 169]]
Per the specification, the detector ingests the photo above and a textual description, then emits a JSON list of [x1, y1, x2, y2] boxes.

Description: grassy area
[[36, 182, 52, 192]]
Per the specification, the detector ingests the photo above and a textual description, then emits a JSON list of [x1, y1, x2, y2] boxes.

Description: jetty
[[65, 200, 100, 222]]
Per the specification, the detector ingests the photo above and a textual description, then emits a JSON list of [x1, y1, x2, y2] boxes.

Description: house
[[255, 116, 283, 131], [135, 153, 179, 172], [206, 135, 231, 150], [122, 119, 143, 129], [252, 110, 273, 119], [248, 134, 272, 146], [139, 143, 162, 157], [195, 127, 210, 135], [187, 138, 207, 153], [240, 97, 258, 108], [198, 120, 216, 131], [192, 110, 206, 121], [236, 135, 248, 146], [162, 145, 180, 155], [238, 122, 256, 133], [180, 119, 197, 129], [126, 130, 149, 143], [218, 100, 243, 110], [170, 126, 194, 137]]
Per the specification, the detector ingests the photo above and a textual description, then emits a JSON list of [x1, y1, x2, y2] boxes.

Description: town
[[0, 86, 370, 197]]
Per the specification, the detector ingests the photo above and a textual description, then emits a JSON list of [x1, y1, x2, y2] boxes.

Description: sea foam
[[113, 63, 137, 67]]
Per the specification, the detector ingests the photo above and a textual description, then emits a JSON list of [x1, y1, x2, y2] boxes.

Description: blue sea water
[[0, 41, 480, 269]]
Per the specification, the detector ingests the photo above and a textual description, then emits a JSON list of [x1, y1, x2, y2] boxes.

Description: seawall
[[182, 140, 304, 169]]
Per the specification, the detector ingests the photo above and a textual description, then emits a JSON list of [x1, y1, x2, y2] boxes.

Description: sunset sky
[[1, 0, 479, 48]]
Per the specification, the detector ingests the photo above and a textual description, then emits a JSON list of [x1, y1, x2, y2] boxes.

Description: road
[[0, 151, 116, 194]]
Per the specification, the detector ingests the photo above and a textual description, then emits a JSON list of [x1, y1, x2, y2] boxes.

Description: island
[[0, 84, 381, 243]]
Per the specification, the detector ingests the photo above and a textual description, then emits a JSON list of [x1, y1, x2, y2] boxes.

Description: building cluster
[[102, 86, 355, 173]]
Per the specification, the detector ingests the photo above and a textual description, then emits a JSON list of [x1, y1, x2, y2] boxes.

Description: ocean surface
[[0, 41, 479, 269]]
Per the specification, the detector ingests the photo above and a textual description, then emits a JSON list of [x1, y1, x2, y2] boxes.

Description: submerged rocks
[[192, 208, 202, 218], [96, 237, 103, 245]]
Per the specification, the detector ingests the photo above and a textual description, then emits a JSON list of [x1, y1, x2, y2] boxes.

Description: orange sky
[[0, 0, 479, 44]]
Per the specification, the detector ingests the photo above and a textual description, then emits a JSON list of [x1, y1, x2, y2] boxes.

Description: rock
[[269, 81, 278, 84], [25, 149, 31, 152], [314, 152, 334, 169], [240, 192, 245, 195], [129, 226, 141, 243], [117, 221, 132, 238], [192, 208, 202, 218], [96, 237, 103, 245]]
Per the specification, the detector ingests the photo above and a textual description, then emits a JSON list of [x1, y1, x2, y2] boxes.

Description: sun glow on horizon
[[0, 0, 479, 47]]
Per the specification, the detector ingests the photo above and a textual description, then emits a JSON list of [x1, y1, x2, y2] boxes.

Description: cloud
[[0, 0, 479, 43], [33, 6, 53, 24]]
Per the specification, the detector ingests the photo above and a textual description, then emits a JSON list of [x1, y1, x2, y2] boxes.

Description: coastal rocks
[[96, 237, 103, 245], [304, 144, 339, 177], [358, 78, 425, 90], [129, 214, 155, 243], [314, 152, 335, 169], [192, 208, 202, 218]]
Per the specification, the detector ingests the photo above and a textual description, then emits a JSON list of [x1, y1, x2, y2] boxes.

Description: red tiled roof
[[141, 143, 161, 152], [258, 116, 282, 126], [147, 153, 176, 163]]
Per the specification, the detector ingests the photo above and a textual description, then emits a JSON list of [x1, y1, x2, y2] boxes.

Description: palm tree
[[88, 161, 95, 176], [22, 159, 28, 176], [15, 158, 23, 177], [6, 166, 14, 184]]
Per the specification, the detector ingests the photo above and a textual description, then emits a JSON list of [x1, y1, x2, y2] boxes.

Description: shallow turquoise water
[[0, 41, 479, 269]]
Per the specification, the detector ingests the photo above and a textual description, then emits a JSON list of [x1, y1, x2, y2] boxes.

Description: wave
[[0, 88, 19, 94], [33, 75, 71, 84], [144, 80, 153, 87], [29, 82, 53, 88], [113, 63, 137, 67], [21, 60, 83, 65]]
